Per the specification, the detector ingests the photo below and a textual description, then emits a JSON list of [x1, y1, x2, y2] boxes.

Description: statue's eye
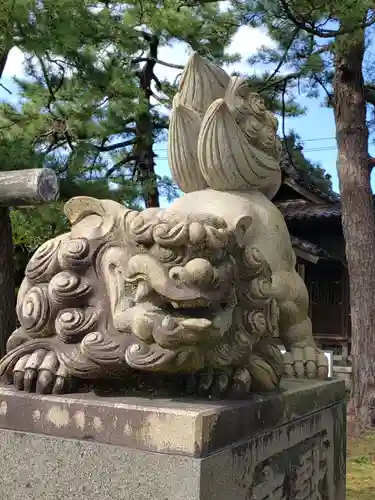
[[159, 248, 177, 262], [151, 245, 185, 264]]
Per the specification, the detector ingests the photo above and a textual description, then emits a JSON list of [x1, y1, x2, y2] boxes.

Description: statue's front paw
[[9, 350, 71, 394], [283, 346, 328, 380]]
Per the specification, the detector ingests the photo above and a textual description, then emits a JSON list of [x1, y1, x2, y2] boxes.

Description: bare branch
[[0, 83, 12, 95]]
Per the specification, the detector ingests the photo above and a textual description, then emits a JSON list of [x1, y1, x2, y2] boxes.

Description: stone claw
[[229, 367, 252, 396], [184, 367, 252, 399], [283, 346, 329, 380], [12, 350, 70, 394]]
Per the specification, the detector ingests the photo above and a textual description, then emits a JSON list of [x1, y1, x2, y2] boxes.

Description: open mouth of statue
[[161, 302, 228, 328], [131, 279, 234, 347]]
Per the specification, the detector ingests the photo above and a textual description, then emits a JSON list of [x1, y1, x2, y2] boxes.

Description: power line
[[152, 137, 338, 155], [153, 136, 337, 151], [304, 146, 337, 152], [300, 137, 335, 142], [153, 148, 339, 160]]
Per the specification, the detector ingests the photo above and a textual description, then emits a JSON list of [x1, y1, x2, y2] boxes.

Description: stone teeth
[[135, 282, 152, 303], [182, 318, 211, 329]]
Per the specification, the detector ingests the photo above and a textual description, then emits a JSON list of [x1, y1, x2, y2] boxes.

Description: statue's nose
[[169, 259, 216, 288]]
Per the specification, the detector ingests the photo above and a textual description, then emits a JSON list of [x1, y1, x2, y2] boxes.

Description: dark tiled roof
[[276, 199, 341, 221], [291, 236, 332, 259]]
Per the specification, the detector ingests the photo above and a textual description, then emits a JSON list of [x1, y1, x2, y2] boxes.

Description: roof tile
[[276, 199, 341, 220]]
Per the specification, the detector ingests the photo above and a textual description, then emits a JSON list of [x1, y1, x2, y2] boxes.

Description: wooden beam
[[0, 169, 59, 207], [283, 177, 327, 204], [314, 335, 349, 342], [294, 248, 319, 264]]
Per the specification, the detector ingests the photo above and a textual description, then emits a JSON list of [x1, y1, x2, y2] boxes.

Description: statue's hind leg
[[272, 269, 329, 379]]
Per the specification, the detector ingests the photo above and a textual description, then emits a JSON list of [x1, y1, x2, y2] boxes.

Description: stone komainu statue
[[0, 54, 328, 395]]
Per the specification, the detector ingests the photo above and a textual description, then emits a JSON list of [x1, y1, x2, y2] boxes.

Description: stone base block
[[0, 379, 346, 500]]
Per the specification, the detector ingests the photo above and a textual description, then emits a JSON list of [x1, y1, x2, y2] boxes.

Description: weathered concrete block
[[0, 379, 346, 500], [333, 365, 352, 391]]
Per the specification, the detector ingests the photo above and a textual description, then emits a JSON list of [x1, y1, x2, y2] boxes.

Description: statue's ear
[[64, 197, 132, 241], [233, 216, 252, 248]]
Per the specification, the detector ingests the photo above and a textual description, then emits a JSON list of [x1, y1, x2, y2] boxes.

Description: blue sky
[[2, 25, 373, 197]]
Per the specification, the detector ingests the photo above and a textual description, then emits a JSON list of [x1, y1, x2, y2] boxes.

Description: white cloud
[[225, 26, 275, 75], [2, 47, 25, 78], [228, 25, 274, 56], [154, 26, 274, 83]]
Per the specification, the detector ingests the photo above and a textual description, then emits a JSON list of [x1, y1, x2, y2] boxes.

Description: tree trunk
[[332, 30, 375, 425], [0, 47, 10, 77], [132, 34, 160, 208], [0, 46, 16, 356], [133, 112, 160, 208], [0, 208, 16, 357]]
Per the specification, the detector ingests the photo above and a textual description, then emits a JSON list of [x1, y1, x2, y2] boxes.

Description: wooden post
[[0, 168, 59, 356], [297, 262, 306, 281], [0, 169, 59, 206]]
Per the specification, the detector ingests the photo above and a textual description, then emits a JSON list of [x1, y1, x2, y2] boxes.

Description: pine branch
[[153, 59, 184, 70], [0, 84, 11, 95], [153, 120, 169, 129], [98, 139, 135, 152], [313, 74, 333, 104], [178, 0, 218, 5], [153, 73, 162, 91], [259, 28, 299, 91], [279, 0, 375, 38], [150, 90, 169, 105], [258, 71, 302, 92], [132, 56, 184, 70], [36, 54, 75, 151], [105, 154, 137, 178]]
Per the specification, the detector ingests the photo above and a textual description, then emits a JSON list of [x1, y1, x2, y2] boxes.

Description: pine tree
[[1, 0, 240, 208], [0, 1, 240, 248], [282, 131, 333, 194]]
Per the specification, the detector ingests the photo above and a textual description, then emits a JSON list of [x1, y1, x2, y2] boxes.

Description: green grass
[[347, 430, 375, 499]]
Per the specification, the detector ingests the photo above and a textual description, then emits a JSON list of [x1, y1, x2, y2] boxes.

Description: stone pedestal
[[0, 379, 346, 500]]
